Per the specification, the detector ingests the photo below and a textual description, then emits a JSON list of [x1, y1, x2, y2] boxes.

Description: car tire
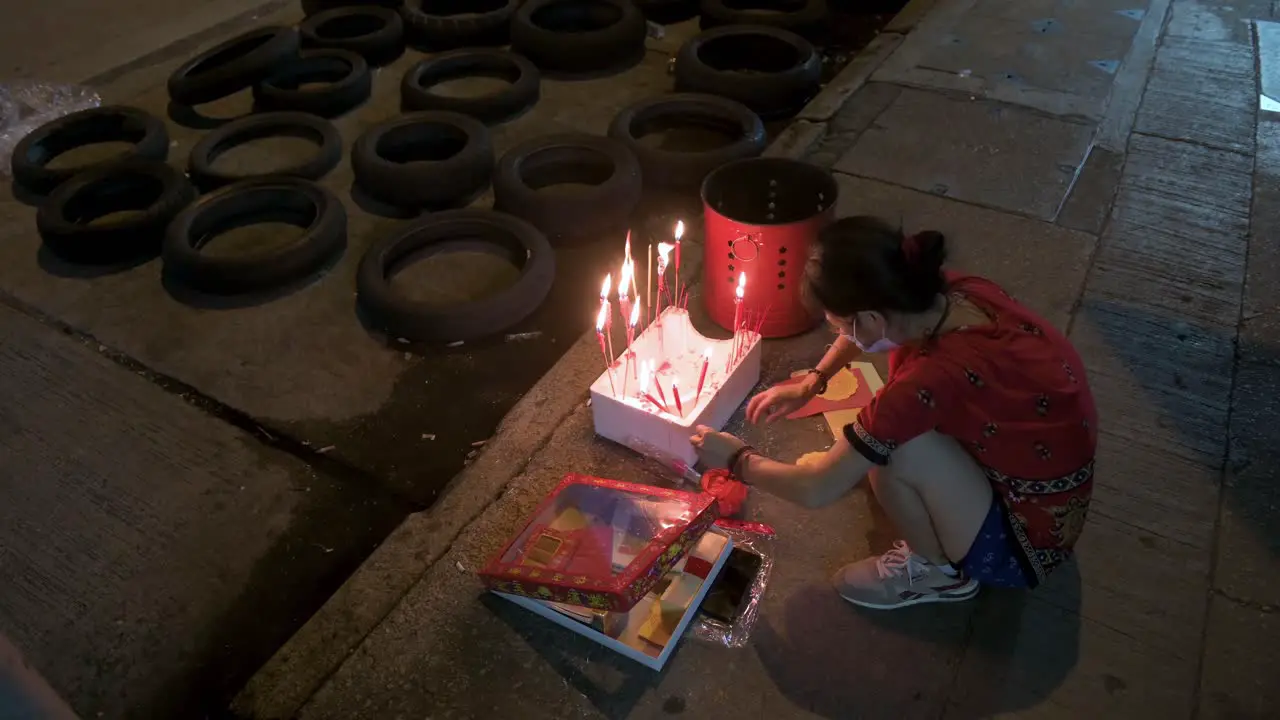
[[400, 50, 540, 125], [400, 0, 518, 50], [163, 176, 347, 295], [253, 50, 372, 117], [674, 25, 822, 120], [510, 0, 648, 75], [351, 111, 494, 210], [187, 111, 343, 192], [608, 93, 766, 196], [167, 26, 300, 106], [11, 106, 170, 196], [492, 133, 641, 245], [301, 0, 402, 16], [357, 209, 555, 342], [635, 0, 700, 24], [698, 0, 829, 42], [299, 6, 405, 66], [36, 160, 196, 264]]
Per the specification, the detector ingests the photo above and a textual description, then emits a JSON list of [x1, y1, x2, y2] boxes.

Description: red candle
[[695, 346, 711, 403], [671, 377, 684, 417], [596, 304, 615, 396]]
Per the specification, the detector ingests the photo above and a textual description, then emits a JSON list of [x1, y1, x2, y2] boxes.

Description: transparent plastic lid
[[499, 481, 701, 581]]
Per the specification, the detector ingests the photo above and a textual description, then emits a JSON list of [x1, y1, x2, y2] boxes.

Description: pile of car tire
[[9, 0, 833, 343]]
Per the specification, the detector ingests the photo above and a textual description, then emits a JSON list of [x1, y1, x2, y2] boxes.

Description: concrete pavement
[[238, 0, 1280, 718]]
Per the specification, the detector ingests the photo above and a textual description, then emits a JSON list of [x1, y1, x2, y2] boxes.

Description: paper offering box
[[495, 528, 733, 671], [478, 474, 720, 612], [591, 306, 762, 466]]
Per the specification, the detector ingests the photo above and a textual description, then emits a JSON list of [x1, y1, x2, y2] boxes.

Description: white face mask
[[843, 315, 899, 354]]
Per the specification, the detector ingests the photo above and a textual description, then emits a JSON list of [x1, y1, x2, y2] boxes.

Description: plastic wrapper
[[626, 439, 776, 647], [0, 81, 102, 177], [689, 519, 775, 648]]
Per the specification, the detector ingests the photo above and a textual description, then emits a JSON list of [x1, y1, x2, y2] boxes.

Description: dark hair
[[804, 216, 947, 317]]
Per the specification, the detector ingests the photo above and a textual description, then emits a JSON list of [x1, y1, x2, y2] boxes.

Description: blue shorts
[[959, 497, 1032, 589]]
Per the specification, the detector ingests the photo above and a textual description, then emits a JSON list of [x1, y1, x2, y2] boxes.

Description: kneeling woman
[[691, 216, 1097, 610]]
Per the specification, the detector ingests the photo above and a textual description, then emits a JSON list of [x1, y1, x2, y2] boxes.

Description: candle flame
[[601, 274, 612, 299], [672, 375, 679, 389], [596, 303, 607, 332], [629, 301, 640, 327], [674, 220, 684, 241], [624, 231, 632, 262], [735, 271, 746, 300], [639, 360, 650, 393], [703, 346, 712, 360], [619, 260, 633, 299]]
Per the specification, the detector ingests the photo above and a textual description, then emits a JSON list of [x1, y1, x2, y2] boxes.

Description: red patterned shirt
[[845, 272, 1097, 585]]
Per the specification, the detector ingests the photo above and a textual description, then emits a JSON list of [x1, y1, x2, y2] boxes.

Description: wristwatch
[[805, 368, 830, 395]]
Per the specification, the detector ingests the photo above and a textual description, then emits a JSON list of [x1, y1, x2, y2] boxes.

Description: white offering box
[[590, 306, 762, 466]]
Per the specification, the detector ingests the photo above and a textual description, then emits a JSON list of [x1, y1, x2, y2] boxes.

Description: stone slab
[[1055, 146, 1124, 235], [1197, 596, 1280, 720], [916, 12, 1138, 100], [832, 173, 1097, 329], [1133, 35, 1256, 154], [0, 2, 693, 506], [1165, 0, 1266, 44], [947, 588, 1197, 718], [1068, 298, 1235, 467], [804, 82, 902, 169], [872, 0, 1153, 119], [0, 303, 410, 718], [1033, 512, 1211, 661], [0, 0, 281, 84], [835, 90, 1094, 220], [1214, 358, 1280, 606], [1088, 429, 1218, 552], [1085, 133, 1252, 328], [1241, 103, 1280, 352]]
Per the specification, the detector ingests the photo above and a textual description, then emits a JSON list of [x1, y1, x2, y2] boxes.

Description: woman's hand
[[690, 424, 746, 470], [746, 377, 818, 424]]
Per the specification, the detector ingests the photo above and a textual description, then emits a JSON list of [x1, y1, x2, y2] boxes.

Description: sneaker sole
[[837, 582, 980, 610]]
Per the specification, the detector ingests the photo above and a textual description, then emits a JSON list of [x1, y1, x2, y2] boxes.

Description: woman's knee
[[886, 431, 988, 490]]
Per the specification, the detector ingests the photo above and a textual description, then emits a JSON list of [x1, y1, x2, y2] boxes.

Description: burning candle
[[656, 242, 673, 310], [671, 376, 684, 417], [618, 258, 633, 336], [596, 304, 616, 396], [695, 346, 711, 404], [600, 274, 615, 367], [730, 271, 746, 368], [673, 220, 684, 272]]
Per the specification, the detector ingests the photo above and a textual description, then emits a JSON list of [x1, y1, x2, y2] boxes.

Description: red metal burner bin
[[701, 158, 838, 338]]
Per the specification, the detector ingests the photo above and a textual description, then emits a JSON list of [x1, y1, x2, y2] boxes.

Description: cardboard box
[[495, 529, 734, 671]]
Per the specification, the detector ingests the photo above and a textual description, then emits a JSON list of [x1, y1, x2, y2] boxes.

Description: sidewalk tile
[[836, 90, 1092, 219]]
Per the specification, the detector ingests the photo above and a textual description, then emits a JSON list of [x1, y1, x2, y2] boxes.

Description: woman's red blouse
[[845, 272, 1097, 585]]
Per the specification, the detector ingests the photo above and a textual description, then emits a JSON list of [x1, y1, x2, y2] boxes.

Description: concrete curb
[[230, 8, 913, 717]]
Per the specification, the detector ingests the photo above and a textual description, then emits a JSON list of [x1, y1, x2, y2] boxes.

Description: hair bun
[[909, 231, 947, 272]]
